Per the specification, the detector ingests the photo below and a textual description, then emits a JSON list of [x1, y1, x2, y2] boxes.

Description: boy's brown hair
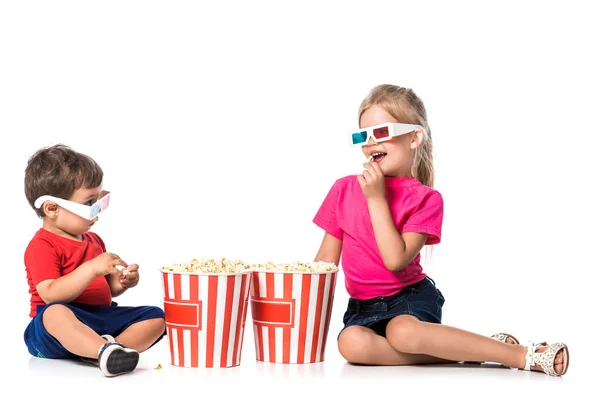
[[24, 144, 104, 217]]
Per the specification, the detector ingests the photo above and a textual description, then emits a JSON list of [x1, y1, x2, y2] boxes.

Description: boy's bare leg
[[384, 315, 565, 373], [114, 318, 165, 352], [42, 304, 107, 358], [338, 326, 455, 365]]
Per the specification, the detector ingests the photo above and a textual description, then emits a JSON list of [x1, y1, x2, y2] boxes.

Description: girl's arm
[[314, 232, 342, 265], [359, 162, 428, 272], [367, 196, 428, 272]]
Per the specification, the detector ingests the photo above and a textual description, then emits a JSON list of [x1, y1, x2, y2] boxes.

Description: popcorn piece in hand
[[367, 155, 374, 163], [120, 267, 130, 276]]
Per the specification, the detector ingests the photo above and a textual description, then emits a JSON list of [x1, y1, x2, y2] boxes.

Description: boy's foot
[[98, 342, 139, 377], [81, 334, 116, 365]]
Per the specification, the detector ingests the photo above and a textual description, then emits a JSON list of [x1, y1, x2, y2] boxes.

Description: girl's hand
[[358, 161, 386, 199], [120, 263, 140, 289]]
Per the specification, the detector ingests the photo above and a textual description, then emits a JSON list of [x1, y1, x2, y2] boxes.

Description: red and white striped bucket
[[161, 271, 252, 368], [250, 270, 337, 363]]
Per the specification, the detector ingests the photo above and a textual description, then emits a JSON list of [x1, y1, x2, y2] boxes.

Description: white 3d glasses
[[349, 122, 425, 146], [34, 191, 111, 220]]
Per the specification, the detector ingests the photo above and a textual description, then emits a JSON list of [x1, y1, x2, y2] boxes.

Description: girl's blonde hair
[[358, 84, 434, 188]]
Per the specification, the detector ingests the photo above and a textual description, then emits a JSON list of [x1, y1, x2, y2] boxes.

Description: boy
[[23, 144, 165, 377]]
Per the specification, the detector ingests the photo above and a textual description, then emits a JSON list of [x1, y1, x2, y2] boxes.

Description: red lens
[[373, 126, 389, 139]]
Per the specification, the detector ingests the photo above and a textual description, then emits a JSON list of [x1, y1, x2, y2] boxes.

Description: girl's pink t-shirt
[[313, 175, 443, 300]]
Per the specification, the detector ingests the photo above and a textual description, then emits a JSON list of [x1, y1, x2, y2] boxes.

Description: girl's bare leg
[[42, 304, 107, 358], [338, 325, 456, 366], [114, 318, 165, 352], [385, 315, 565, 373]]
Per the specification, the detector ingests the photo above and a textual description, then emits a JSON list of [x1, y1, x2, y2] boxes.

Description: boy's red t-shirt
[[24, 228, 113, 317]]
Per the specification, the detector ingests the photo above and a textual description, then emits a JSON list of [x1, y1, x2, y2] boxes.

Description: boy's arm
[[359, 162, 428, 272], [36, 253, 125, 304], [105, 264, 140, 297], [106, 271, 126, 297], [314, 233, 342, 265]]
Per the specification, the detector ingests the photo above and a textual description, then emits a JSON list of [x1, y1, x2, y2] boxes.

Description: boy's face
[[51, 186, 104, 236]]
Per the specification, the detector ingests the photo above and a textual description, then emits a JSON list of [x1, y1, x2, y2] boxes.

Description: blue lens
[[91, 203, 100, 218], [352, 131, 367, 144]]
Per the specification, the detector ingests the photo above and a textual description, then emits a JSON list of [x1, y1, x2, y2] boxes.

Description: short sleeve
[[87, 232, 107, 252], [24, 238, 62, 286], [402, 191, 444, 245], [313, 181, 343, 240]]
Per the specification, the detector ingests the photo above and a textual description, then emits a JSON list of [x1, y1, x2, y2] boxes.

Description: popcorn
[[367, 155, 374, 162], [161, 258, 337, 274], [117, 265, 130, 276], [251, 260, 338, 273], [161, 257, 251, 274]]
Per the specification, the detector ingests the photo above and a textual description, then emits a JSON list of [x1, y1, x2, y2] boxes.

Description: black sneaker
[[81, 334, 117, 365], [97, 342, 139, 377]]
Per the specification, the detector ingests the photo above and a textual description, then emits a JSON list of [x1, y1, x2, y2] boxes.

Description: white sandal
[[491, 333, 520, 345], [523, 341, 569, 377]]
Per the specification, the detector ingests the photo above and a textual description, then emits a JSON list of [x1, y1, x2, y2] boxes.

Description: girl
[[312, 84, 568, 377]]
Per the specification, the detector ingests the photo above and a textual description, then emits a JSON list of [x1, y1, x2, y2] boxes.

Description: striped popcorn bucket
[[250, 270, 337, 364], [161, 271, 252, 368]]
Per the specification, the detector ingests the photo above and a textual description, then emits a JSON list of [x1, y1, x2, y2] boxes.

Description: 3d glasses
[[348, 123, 425, 147], [34, 190, 111, 220]]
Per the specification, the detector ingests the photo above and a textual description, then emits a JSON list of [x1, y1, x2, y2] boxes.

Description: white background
[[0, 0, 597, 398]]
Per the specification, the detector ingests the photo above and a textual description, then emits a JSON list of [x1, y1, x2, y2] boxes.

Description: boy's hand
[[358, 161, 386, 200], [120, 264, 139, 289], [89, 252, 128, 277]]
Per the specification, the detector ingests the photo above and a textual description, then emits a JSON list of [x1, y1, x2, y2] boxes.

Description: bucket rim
[[159, 269, 252, 276], [250, 269, 338, 275]]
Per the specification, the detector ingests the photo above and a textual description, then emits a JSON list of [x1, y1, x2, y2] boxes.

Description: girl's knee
[[386, 315, 422, 353], [338, 327, 372, 363]]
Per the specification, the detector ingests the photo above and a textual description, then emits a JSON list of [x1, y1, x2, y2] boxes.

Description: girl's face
[[359, 105, 421, 177], [44, 186, 102, 240]]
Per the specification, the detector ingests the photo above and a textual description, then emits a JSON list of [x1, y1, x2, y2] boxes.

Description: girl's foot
[[523, 342, 569, 376]]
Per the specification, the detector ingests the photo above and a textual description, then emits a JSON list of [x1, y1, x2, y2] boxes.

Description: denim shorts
[[24, 301, 166, 359], [341, 276, 445, 337]]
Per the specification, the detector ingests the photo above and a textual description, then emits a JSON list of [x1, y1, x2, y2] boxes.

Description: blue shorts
[[24, 302, 165, 359], [340, 276, 445, 337]]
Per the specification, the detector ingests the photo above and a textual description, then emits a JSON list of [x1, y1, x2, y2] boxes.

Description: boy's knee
[[143, 305, 165, 320], [149, 317, 166, 333], [41, 303, 73, 328], [42, 303, 70, 319]]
